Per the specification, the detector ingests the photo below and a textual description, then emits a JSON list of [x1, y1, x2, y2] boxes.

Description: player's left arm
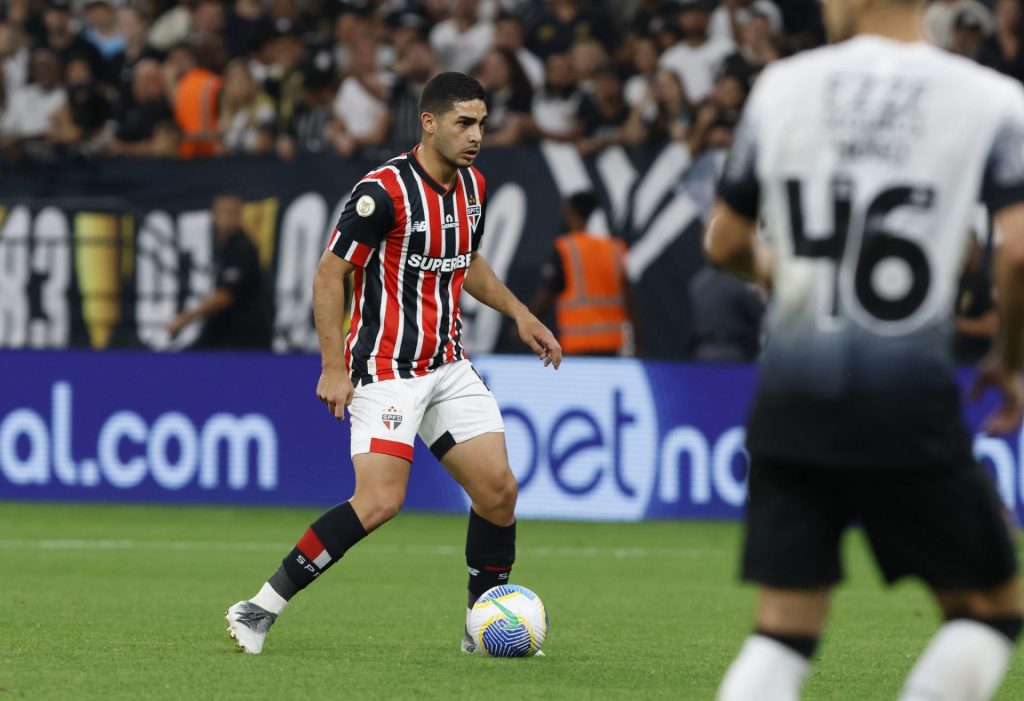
[[971, 83, 1024, 434], [703, 204, 773, 290], [464, 252, 562, 369], [704, 72, 773, 290]]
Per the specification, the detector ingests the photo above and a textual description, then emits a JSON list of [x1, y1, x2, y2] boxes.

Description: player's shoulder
[[754, 43, 831, 83], [739, 49, 817, 109], [349, 156, 412, 220], [916, 42, 1023, 98], [961, 59, 1024, 109], [361, 152, 411, 182], [356, 153, 411, 196], [751, 40, 856, 93]]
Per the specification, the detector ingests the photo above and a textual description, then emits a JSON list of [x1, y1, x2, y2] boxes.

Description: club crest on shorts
[[382, 406, 403, 431]]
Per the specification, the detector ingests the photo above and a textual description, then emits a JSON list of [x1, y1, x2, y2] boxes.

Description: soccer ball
[[468, 584, 548, 658]]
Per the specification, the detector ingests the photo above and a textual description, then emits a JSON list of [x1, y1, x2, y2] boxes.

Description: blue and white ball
[[468, 584, 548, 657]]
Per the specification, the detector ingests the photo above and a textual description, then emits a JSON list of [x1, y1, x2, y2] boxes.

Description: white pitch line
[[0, 539, 730, 559]]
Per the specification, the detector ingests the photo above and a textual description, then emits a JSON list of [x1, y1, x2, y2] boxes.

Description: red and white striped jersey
[[327, 146, 487, 385]]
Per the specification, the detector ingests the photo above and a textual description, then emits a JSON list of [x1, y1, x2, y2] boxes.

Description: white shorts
[[349, 360, 504, 462]]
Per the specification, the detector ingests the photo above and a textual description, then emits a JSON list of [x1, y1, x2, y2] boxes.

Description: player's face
[[432, 99, 488, 168]]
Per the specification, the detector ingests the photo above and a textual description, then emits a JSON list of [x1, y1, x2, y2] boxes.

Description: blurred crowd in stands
[[2, 0, 1015, 165], [4, 0, 1018, 165], [0, 0, 829, 163]]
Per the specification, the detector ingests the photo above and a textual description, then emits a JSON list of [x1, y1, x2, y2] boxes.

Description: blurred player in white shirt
[[708, 0, 1024, 699]]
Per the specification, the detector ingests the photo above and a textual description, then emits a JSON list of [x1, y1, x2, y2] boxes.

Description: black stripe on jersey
[[397, 163, 426, 378], [453, 168, 477, 362], [433, 192, 458, 367], [460, 167, 479, 251], [351, 256, 384, 382], [466, 167, 487, 251], [453, 315, 465, 361], [460, 167, 478, 204]]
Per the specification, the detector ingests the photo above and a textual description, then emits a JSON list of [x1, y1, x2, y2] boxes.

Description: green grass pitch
[[1, 502, 1021, 700]]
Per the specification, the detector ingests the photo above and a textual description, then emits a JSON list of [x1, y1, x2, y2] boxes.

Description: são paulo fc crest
[[382, 406, 403, 431], [466, 194, 482, 233]]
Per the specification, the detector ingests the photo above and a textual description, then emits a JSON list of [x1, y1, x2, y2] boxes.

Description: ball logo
[[381, 406, 403, 431]]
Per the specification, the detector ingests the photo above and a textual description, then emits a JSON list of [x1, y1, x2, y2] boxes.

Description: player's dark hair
[[419, 72, 486, 115]]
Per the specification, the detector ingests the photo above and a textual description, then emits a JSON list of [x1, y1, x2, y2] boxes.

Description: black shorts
[[742, 456, 1018, 590]]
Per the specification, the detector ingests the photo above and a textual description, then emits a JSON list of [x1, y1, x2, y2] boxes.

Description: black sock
[[465, 508, 516, 607], [271, 501, 368, 599], [756, 628, 820, 660]]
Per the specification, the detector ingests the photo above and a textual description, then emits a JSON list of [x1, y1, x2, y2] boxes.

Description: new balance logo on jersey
[[411, 220, 429, 233], [407, 253, 473, 272]]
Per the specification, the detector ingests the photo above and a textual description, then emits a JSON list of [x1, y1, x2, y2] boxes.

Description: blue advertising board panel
[[0, 351, 1019, 522]]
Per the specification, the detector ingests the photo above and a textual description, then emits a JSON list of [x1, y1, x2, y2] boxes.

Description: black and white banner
[[0, 145, 718, 357]]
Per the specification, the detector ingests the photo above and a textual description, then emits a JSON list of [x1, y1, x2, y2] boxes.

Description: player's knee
[[493, 473, 518, 513], [376, 493, 405, 524], [475, 472, 517, 520], [357, 493, 405, 531]]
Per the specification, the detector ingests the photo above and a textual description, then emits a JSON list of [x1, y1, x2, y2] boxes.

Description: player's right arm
[[314, 180, 395, 420], [972, 84, 1024, 434], [314, 251, 356, 420]]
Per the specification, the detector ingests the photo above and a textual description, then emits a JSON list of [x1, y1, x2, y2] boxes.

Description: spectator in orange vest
[[528, 191, 640, 356], [169, 40, 225, 158]]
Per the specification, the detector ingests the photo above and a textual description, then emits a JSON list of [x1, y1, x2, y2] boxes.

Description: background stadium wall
[[0, 144, 710, 357], [1, 351, 1021, 523]]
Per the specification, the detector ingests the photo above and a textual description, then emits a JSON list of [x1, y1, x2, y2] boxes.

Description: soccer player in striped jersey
[[225, 72, 562, 654], [708, 1, 1024, 699]]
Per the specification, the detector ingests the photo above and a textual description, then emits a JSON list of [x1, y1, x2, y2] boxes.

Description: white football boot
[[462, 607, 482, 653], [226, 601, 277, 654]]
